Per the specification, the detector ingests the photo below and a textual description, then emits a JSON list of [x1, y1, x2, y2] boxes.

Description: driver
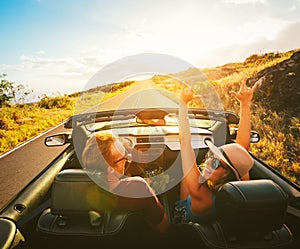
[[81, 132, 169, 233]]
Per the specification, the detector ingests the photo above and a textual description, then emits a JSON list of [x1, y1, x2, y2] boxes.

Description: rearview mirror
[[136, 117, 166, 126], [136, 109, 167, 126], [229, 127, 260, 143], [44, 132, 72, 146]]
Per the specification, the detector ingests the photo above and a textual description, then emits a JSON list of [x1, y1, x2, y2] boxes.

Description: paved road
[[96, 79, 178, 111], [0, 124, 69, 209]]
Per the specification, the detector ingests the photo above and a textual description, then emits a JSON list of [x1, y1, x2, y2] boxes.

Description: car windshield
[[84, 114, 217, 132]]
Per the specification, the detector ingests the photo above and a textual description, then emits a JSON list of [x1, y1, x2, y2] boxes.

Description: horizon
[[1, 0, 300, 100]]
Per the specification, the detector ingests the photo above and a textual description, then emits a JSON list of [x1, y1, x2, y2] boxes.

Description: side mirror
[[229, 127, 260, 143], [44, 132, 72, 146], [250, 130, 260, 143]]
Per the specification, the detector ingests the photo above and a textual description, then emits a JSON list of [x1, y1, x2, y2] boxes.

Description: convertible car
[[0, 84, 299, 249]]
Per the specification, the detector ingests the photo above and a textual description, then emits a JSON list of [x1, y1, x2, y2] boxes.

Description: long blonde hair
[[206, 167, 236, 192], [81, 132, 116, 171]]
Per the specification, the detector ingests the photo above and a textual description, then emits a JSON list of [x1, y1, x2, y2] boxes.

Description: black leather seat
[[37, 169, 149, 241], [173, 179, 293, 249]]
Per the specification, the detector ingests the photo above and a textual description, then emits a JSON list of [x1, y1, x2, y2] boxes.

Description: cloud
[[0, 53, 107, 97], [19, 55, 66, 68], [3, 17, 300, 78], [0, 45, 154, 87], [0, 54, 104, 80], [274, 21, 300, 49], [207, 21, 300, 66], [36, 50, 45, 55]]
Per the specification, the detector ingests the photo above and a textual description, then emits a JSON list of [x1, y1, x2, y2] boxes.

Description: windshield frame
[[65, 108, 239, 131]]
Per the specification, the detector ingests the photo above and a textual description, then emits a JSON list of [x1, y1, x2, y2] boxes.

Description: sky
[[1, 0, 300, 100]]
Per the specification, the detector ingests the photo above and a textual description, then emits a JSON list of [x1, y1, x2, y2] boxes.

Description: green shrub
[[38, 94, 74, 109]]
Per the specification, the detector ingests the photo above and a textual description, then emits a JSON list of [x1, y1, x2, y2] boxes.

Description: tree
[[0, 74, 32, 107]]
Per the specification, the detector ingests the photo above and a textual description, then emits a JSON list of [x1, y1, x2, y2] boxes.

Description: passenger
[[81, 132, 169, 233], [176, 79, 259, 222]]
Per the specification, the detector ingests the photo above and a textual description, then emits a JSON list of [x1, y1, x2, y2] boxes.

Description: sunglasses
[[114, 150, 132, 164], [205, 150, 228, 170], [205, 148, 242, 180]]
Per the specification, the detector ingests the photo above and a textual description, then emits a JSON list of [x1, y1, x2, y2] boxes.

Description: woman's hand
[[180, 88, 197, 105], [229, 78, 259, 107]]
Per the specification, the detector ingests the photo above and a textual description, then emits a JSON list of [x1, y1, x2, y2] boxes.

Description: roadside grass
[[99, 81, 137, 102], [0, 104, 74, 154], [250, 107, 300, 185]]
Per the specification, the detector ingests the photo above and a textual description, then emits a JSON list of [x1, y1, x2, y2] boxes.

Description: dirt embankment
[[248, 50, 300, 116]]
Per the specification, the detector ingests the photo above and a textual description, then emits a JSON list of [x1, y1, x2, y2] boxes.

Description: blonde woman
[[82, 132, 169, 233]]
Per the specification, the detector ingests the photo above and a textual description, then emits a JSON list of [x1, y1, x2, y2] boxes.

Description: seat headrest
[[51, 169, 117, 215], [215, 179, 288, 233]]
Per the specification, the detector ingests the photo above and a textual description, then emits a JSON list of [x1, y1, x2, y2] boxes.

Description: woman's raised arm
[[230, 78, 259, 151]]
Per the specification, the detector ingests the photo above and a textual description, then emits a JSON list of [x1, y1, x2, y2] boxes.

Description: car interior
[[0, 109, 299, 249]]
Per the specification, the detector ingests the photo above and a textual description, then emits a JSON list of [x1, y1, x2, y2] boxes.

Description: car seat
[[172, 179, 293, 249], [37, 169, 150, 244]]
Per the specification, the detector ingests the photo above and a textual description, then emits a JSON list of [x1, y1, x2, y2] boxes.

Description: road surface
[[0, 123, 69, 209]]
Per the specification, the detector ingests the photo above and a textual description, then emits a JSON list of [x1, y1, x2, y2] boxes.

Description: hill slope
[[162, 49, 299, 184], [248, 50, 300, 115]]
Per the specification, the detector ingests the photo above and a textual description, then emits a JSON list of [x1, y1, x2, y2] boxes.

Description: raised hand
[[229, 78, 259, 106], [180, 87, 197, 105]]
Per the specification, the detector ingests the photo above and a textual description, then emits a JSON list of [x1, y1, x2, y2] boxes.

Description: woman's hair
[[206, 165, 236, 192], [81, 132, 116, 171]]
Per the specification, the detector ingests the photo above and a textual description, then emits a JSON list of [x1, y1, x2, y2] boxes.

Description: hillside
[[247, 51, 300, 183], [168, 49, 300, 184], [248, 50, 300, 115]]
